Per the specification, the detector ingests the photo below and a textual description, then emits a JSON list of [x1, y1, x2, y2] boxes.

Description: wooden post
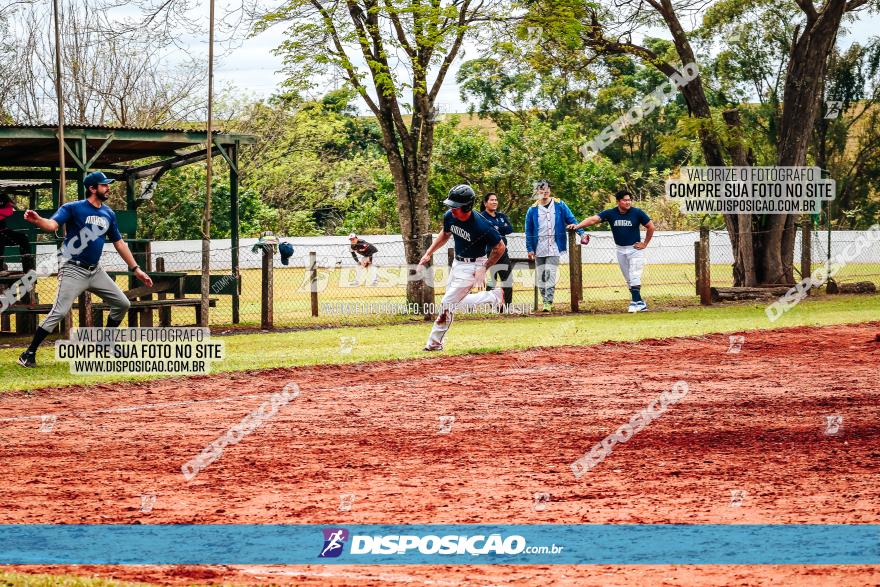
[[694, 241, 701, 296], [261, 242, 274, 329], [699, 227, 711, 305], [567, 231, 582, 312], [422, 233, 435, 321], [309, 251, 319, 317], [156, 257, 171, 327], [78, 292, 93, 327], [801, 217, 812, 294], [532, 258, 539, 314], [230, 143, 241, 324]]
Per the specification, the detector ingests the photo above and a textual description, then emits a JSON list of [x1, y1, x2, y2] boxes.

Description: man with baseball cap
[[17, 171, 153, 368], [525, 179, 586, 312], [418, 184, 506, 351], [568, 189, 655, 312], [348, 233, 379, 286]]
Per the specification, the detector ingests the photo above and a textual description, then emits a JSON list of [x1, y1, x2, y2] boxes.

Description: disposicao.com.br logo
[[319, 528, 564, 558]]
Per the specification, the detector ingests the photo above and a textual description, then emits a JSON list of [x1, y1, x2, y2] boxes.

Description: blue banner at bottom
[[0, 525, 877, 565]]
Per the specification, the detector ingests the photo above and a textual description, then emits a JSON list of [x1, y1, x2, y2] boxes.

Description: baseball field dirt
[[1, 322, 878, 585]]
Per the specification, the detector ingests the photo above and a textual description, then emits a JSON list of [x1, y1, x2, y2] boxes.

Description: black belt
[[455, 255, 479, 263], [66, 259, 99, 271]]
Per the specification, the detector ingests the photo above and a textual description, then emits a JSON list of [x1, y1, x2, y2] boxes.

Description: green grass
[[26, 262, 880, 329], [0, 571, 154, 587], [1, 294, 878, 393]]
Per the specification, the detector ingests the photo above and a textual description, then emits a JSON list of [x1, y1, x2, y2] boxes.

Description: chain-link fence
[[4, 229, 879, 332]]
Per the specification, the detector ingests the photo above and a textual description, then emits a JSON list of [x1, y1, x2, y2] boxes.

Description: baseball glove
[[580, 234, 591, 245]]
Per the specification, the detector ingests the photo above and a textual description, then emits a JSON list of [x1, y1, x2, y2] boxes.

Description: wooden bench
[[4, 298, 218, 330], [89, 297, 218, 327], [0, 272, 39, 333]]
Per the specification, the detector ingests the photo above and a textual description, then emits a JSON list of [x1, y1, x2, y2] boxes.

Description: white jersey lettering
[[450, 225, 472, 241]]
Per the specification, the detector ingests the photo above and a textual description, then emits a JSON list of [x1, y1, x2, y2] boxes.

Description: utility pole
[[53, 0, 65, 202], [200, 0, 216, 327]]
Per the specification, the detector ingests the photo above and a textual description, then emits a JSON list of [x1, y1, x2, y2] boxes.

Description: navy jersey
[[51, 200, 122, 265], [350, 240, 378, 262], [597, 206, 651, 246], [443, 210, 502, 259], [478, 210, 513, 245]]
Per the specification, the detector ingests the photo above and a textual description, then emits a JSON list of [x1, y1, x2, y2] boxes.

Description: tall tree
[[0, 0, 205, 126], [533, 0, 874, 285], [259, 0, 502, 308]]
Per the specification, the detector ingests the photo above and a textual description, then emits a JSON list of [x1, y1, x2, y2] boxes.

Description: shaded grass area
[[1, 294, 878, 393], [0, 571, 152, 587]]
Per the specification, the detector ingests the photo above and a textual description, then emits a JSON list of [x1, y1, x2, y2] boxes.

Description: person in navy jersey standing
[[569, 189, 655, 312], [418, 184, 506, 351], [17, 171, 153, 368], [478, 193, 514, 311]]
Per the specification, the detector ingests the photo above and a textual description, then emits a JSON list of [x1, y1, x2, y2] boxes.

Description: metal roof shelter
[[0, 124, 257, 323]]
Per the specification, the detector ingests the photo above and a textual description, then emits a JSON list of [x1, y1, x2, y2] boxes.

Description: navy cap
[[83, 171, 115, 187], [279, 242, 294, 265]]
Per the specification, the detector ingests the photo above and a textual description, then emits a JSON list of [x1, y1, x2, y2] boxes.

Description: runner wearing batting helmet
[[418, 184, 506, 351]]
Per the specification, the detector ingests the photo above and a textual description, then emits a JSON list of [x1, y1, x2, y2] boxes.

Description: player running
[[568, 189, 655, 313], [418, 185, 506, 351], [17, 171, 153, 368], [348, 233, 379, 286]]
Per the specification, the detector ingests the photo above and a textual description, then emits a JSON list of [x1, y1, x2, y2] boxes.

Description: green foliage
[[136, 165, 276, 240], [429, 116, 621, 227]]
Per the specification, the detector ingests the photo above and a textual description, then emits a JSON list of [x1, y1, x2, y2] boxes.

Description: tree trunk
[[763, 1, 848, 284], [722, 109, 757, 286], [375, 114, 435, 309]]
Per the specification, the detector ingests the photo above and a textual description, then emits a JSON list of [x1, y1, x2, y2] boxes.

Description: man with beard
[[17, 171, 153, 367]]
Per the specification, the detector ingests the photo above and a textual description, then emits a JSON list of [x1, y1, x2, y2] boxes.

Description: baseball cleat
[[492, 288, 504, 308], [635, 301, 648, 312], [542, 302, 552, 313], [17, 351, 36, 368], [423, 343, 444, 352], [627, 302, 639, 313]]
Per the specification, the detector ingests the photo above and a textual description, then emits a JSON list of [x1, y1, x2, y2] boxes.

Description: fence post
[[260, 243, 274, 329], [694, 241, 701, 296], [78, 292, 93, 328], [699, 227, 711, 305], [532, 258, 539, 314], [309, 251, 319, 317], [567, 230, 582, 312], [422, 234, 435, 321], [801, 217, 812, 294], [447, 248, 454, 267], [156, 257, 172, 327]]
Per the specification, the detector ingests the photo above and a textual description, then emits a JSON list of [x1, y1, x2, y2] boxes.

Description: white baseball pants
[[426, 257, 501, 348], [615, 245, 645, 287]]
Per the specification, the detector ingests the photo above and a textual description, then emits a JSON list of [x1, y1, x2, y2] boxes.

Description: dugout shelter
[[0, 124, 256, 330]]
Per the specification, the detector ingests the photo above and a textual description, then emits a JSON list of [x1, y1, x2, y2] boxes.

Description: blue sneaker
[[635, 301, 648, 312]]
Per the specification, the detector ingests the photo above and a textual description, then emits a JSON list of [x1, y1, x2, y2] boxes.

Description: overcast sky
[[197, 8, 880, 114]]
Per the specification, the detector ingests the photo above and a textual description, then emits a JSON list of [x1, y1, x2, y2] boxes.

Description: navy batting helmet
[[443, 184, 476, 210]]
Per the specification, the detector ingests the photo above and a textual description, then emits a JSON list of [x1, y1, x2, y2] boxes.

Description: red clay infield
[[1, 322, 878, 585]]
